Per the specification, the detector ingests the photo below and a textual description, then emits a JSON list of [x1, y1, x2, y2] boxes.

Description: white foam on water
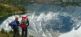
[[0, 12, 79, 37]]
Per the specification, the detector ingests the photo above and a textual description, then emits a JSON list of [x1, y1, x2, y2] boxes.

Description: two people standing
[[9, 16, 29, 37]]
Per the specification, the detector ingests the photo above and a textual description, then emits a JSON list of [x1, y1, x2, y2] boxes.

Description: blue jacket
[[9, 20, 19, 29]]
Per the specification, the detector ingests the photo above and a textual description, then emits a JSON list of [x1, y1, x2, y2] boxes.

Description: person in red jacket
[[20, 16, 29, 37]]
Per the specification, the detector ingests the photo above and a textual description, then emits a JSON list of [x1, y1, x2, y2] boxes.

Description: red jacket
[[20, 23, 27, 30]]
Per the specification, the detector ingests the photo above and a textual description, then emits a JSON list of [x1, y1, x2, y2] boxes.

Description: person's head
[[15, 17, 18, 21], [22, 16, 28, 20]]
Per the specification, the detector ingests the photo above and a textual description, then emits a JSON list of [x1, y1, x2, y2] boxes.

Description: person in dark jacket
[[20, 16, 29, 37], [9, 17, 20, 37]]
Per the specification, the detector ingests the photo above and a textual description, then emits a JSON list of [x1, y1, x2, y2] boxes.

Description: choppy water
[[1, 4, 81, 37]]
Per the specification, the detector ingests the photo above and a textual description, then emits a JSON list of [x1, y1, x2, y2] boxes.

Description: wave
[[0, 11, 80, 37]]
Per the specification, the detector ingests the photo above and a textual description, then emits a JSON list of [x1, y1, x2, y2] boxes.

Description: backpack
[[9, 21, 18, 29]]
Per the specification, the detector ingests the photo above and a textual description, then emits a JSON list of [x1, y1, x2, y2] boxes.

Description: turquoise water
[[1, 4, 81, 37]]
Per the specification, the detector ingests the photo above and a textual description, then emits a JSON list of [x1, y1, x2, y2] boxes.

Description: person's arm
[[16, 21, 20, 26], [9, 23, 11, 26], [26, 20, 29, 26], [9, 21, 13, 26], [27, 20, 29, 26]]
